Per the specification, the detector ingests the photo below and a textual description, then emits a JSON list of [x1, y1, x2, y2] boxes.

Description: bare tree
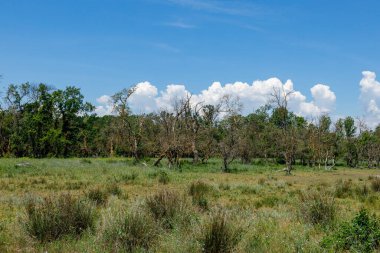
[[217, 94, 242, 172], [270, 86, 296, 175], [153, 96, 189, 168], [111, 86, 145, 160]]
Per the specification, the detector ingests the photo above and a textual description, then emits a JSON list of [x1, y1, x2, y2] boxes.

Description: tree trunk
[[154, 154, 165, 167]]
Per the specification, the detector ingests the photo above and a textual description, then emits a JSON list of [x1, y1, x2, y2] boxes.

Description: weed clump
[[103, 210, 158, 253], [254, 196, 280, 209], [80, 159, 92, 164], [158, 170, 170, 184], [370, 177, 380, 192], [121, 172, 138, 183], [201, 211, 241, 253], [189, 181, 212, 210], [322, 209, 380, 252], [146, 189, 188, 229], [106, 184, 123, 197], [298, 190, 336, 226], [334, 179, 353, 198], [24, 194, 96, 242], [87, 187, 109, 206]]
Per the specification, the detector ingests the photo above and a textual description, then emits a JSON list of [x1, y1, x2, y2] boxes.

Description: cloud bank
[[360, 71, 380, 128], [95, 77, 336, 119]]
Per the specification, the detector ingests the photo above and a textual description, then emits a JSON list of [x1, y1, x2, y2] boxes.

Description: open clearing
[[0, 158, 379, 252]]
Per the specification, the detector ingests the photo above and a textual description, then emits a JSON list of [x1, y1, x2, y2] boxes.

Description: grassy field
[[0, 158, 379, 252]]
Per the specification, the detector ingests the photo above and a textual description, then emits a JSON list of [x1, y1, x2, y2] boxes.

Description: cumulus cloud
[[360, 71, 380, 128], [94, 95, 113, 116], [95, 77, 336, 118], [129, 82, 158, 113]]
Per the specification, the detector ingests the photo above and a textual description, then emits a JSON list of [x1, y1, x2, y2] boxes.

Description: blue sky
[[1, 0, 380, 123]]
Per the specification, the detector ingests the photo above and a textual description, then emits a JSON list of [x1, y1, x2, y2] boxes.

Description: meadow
[[0, 158, 380, 252]]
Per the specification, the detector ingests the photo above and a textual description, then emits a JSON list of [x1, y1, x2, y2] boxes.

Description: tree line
[[0, 83, 379, 173]]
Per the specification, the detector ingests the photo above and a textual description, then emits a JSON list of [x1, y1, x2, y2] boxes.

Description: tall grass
[[86, 187, 109, 206], [103, 209, 158, 253], [370, 177, 380, 192], [201, 211, 242, 253], [298, 190, 336, 226], [146, 189, 189, 229], [24, 194, 96, 242], [189, 181, 212, 210]]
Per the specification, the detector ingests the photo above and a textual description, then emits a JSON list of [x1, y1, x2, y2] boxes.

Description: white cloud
[[95, 77, 336, 118], [360, 71, 380, 128], [164, 21, 195, 29], [95, 95, 113, 116], [129, 82, 158, 113]]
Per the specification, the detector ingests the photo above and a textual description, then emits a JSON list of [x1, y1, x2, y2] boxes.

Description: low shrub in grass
[[370, 177, 380, 192], [321, 209, 380, 252], [103, 210, 158, 253], [87, 187, 109, 206], [201, 211, 242, 253], [24, 194, 96, 242], [146, 189, 188, 229], [158, 170, 170, 184], [298, 190, 336, 226], [189, 181, 212, 210]]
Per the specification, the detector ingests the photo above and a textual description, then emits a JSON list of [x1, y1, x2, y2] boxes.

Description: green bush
[[322, 209, 380, 252], [24, 194, 96, 242], [201, 211, 241, 253], [87, 187, 109, 206], [146, 189, 187, 229], [103, 210, 158, 253], [298, 190, 336, 226]]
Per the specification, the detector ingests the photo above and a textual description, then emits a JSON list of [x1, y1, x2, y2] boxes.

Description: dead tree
[[270, 86, 295, 175]]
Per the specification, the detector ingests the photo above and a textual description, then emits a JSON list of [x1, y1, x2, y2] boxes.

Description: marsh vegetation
[[0, 158, 379, 252]]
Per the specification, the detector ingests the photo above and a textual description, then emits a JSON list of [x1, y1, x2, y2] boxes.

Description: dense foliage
[[322, 209, 380, 252], [0, 83, 380, 171]]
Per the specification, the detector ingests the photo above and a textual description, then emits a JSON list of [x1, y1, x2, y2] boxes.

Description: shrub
[[298, 190, 336, 226], [24, 194, 96, 242], [87, 187, 109, 206], [158, 170, 170, 184], [103, 210, 158, 253], [371, 177, 380, 192], [146, 189, 187, 229], [334, 179, 353, 198], [322, 209, 380, 252], [201, 211, 241, 253]]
